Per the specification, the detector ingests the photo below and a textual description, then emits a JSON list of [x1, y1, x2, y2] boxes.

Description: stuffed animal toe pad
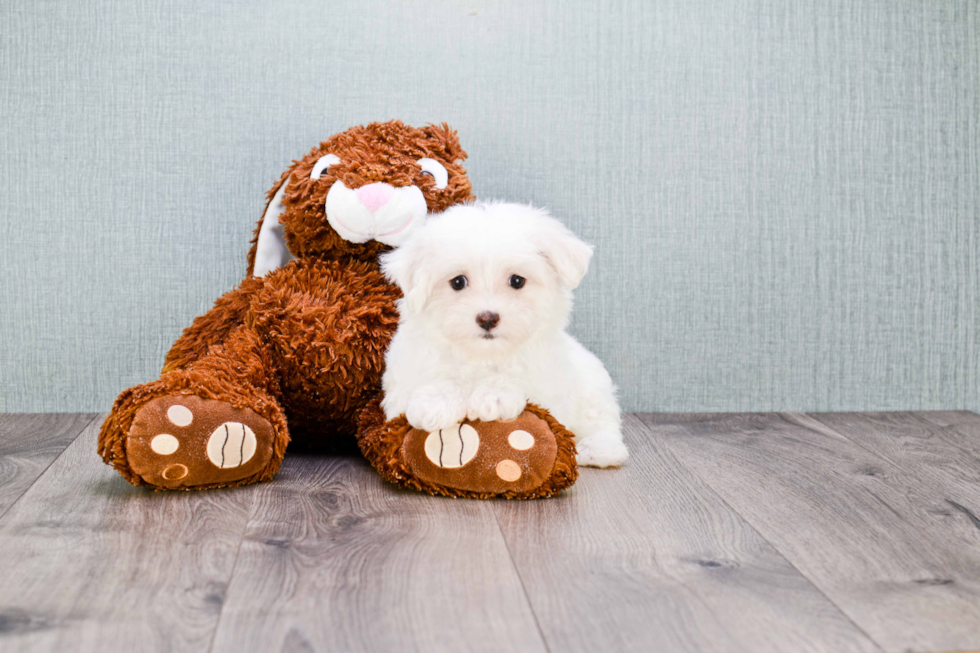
[[358, 400, 578, 499]]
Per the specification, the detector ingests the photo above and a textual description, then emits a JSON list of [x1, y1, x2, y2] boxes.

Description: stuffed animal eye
[[416, 158, 448, 189], [509, 275, 526, 289], [450, 275, 468, 291], [310, 154, 340, 180]]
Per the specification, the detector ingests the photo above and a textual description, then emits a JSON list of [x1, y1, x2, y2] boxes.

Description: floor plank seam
[[800, 412, 920, 467], [637, 415, 888, 653], [7, 412, 974, 651], [794, 412, 980, 540], [791, 412, 961, 505], [492, 507, 554, 653], [205, 487, 261, 653], [0, 413, 99, 524]]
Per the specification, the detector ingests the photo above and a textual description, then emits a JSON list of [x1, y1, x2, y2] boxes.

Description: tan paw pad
[[162, 464, 188, 481], [167, 404, 193, 427], [496, 459, 522, 482], [207, 422, 257, 469], [150, 433, 179, 455], [423, 424, 479, 468], [507, 429, 534, 451]]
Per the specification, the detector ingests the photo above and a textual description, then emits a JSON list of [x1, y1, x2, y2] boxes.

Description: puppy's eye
[[450, 275, 468, 291], [509, 275, 526, 290]]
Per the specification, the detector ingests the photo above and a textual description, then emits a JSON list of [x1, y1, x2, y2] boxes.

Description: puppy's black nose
[[476, 311, 500, 331]]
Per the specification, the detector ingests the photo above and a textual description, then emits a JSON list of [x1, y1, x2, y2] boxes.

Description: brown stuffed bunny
[[98, 121, 578, 498]]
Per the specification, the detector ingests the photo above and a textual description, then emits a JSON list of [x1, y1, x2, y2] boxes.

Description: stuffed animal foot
[[124, 395, 281, 489], [100, 387, 289, 490], [358, 400, 578, 499]]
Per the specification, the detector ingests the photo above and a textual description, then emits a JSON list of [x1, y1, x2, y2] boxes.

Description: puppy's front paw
[[406, 383, 467, 432], [576, 434, 629, 468], [467, 385, 526, 423]]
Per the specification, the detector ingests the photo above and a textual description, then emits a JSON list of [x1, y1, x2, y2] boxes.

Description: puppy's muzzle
[[476, 311, 500, 332]]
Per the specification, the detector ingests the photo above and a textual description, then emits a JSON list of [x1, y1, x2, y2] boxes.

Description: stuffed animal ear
[[252, 178, 297, 277], [533, 214, 594, 290], [421, 123, 467, 162], [380, 235, 432, 313]]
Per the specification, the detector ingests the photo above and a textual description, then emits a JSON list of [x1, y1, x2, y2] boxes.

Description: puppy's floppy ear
[[532, 212, 594, 290], [380, 235, 432, 313]]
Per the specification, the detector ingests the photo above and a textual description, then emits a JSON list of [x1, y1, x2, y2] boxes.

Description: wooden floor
[[1, 413, 979, 652]]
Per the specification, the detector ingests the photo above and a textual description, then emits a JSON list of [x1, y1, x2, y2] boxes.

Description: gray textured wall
[[1, 0, 978, 413]]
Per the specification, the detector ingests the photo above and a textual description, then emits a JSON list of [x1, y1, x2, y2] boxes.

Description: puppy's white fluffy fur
[[380, 202, 628, 468]]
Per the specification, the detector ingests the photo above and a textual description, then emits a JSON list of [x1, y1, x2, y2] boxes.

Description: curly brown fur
[[357, 400, 578, 499], [247, 258, 402, 443], [246, 121, 473, 274], [162, 276, 266, 373], [171, 121, 472, 376], [101, 256, 401, 477], [100, 120, 579, 496], [100, 326, 289, 489], [199, 122, 471, 376]]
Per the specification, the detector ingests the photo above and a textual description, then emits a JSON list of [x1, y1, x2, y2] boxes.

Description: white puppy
[[379, 201, 628, 468]]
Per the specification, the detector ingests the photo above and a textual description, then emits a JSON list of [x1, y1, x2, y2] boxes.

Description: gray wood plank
[[209, 452, 547, 653], [913, 410, 980, 430], [805, 412, 980, 507], [0, 418, 254, 653], [640, 412, 980, 653], [493, 415, 880, 653], [0, 413, 96, 518]]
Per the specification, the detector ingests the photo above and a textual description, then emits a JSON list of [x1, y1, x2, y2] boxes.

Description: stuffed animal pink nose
[[355, 183, 394, 213]]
